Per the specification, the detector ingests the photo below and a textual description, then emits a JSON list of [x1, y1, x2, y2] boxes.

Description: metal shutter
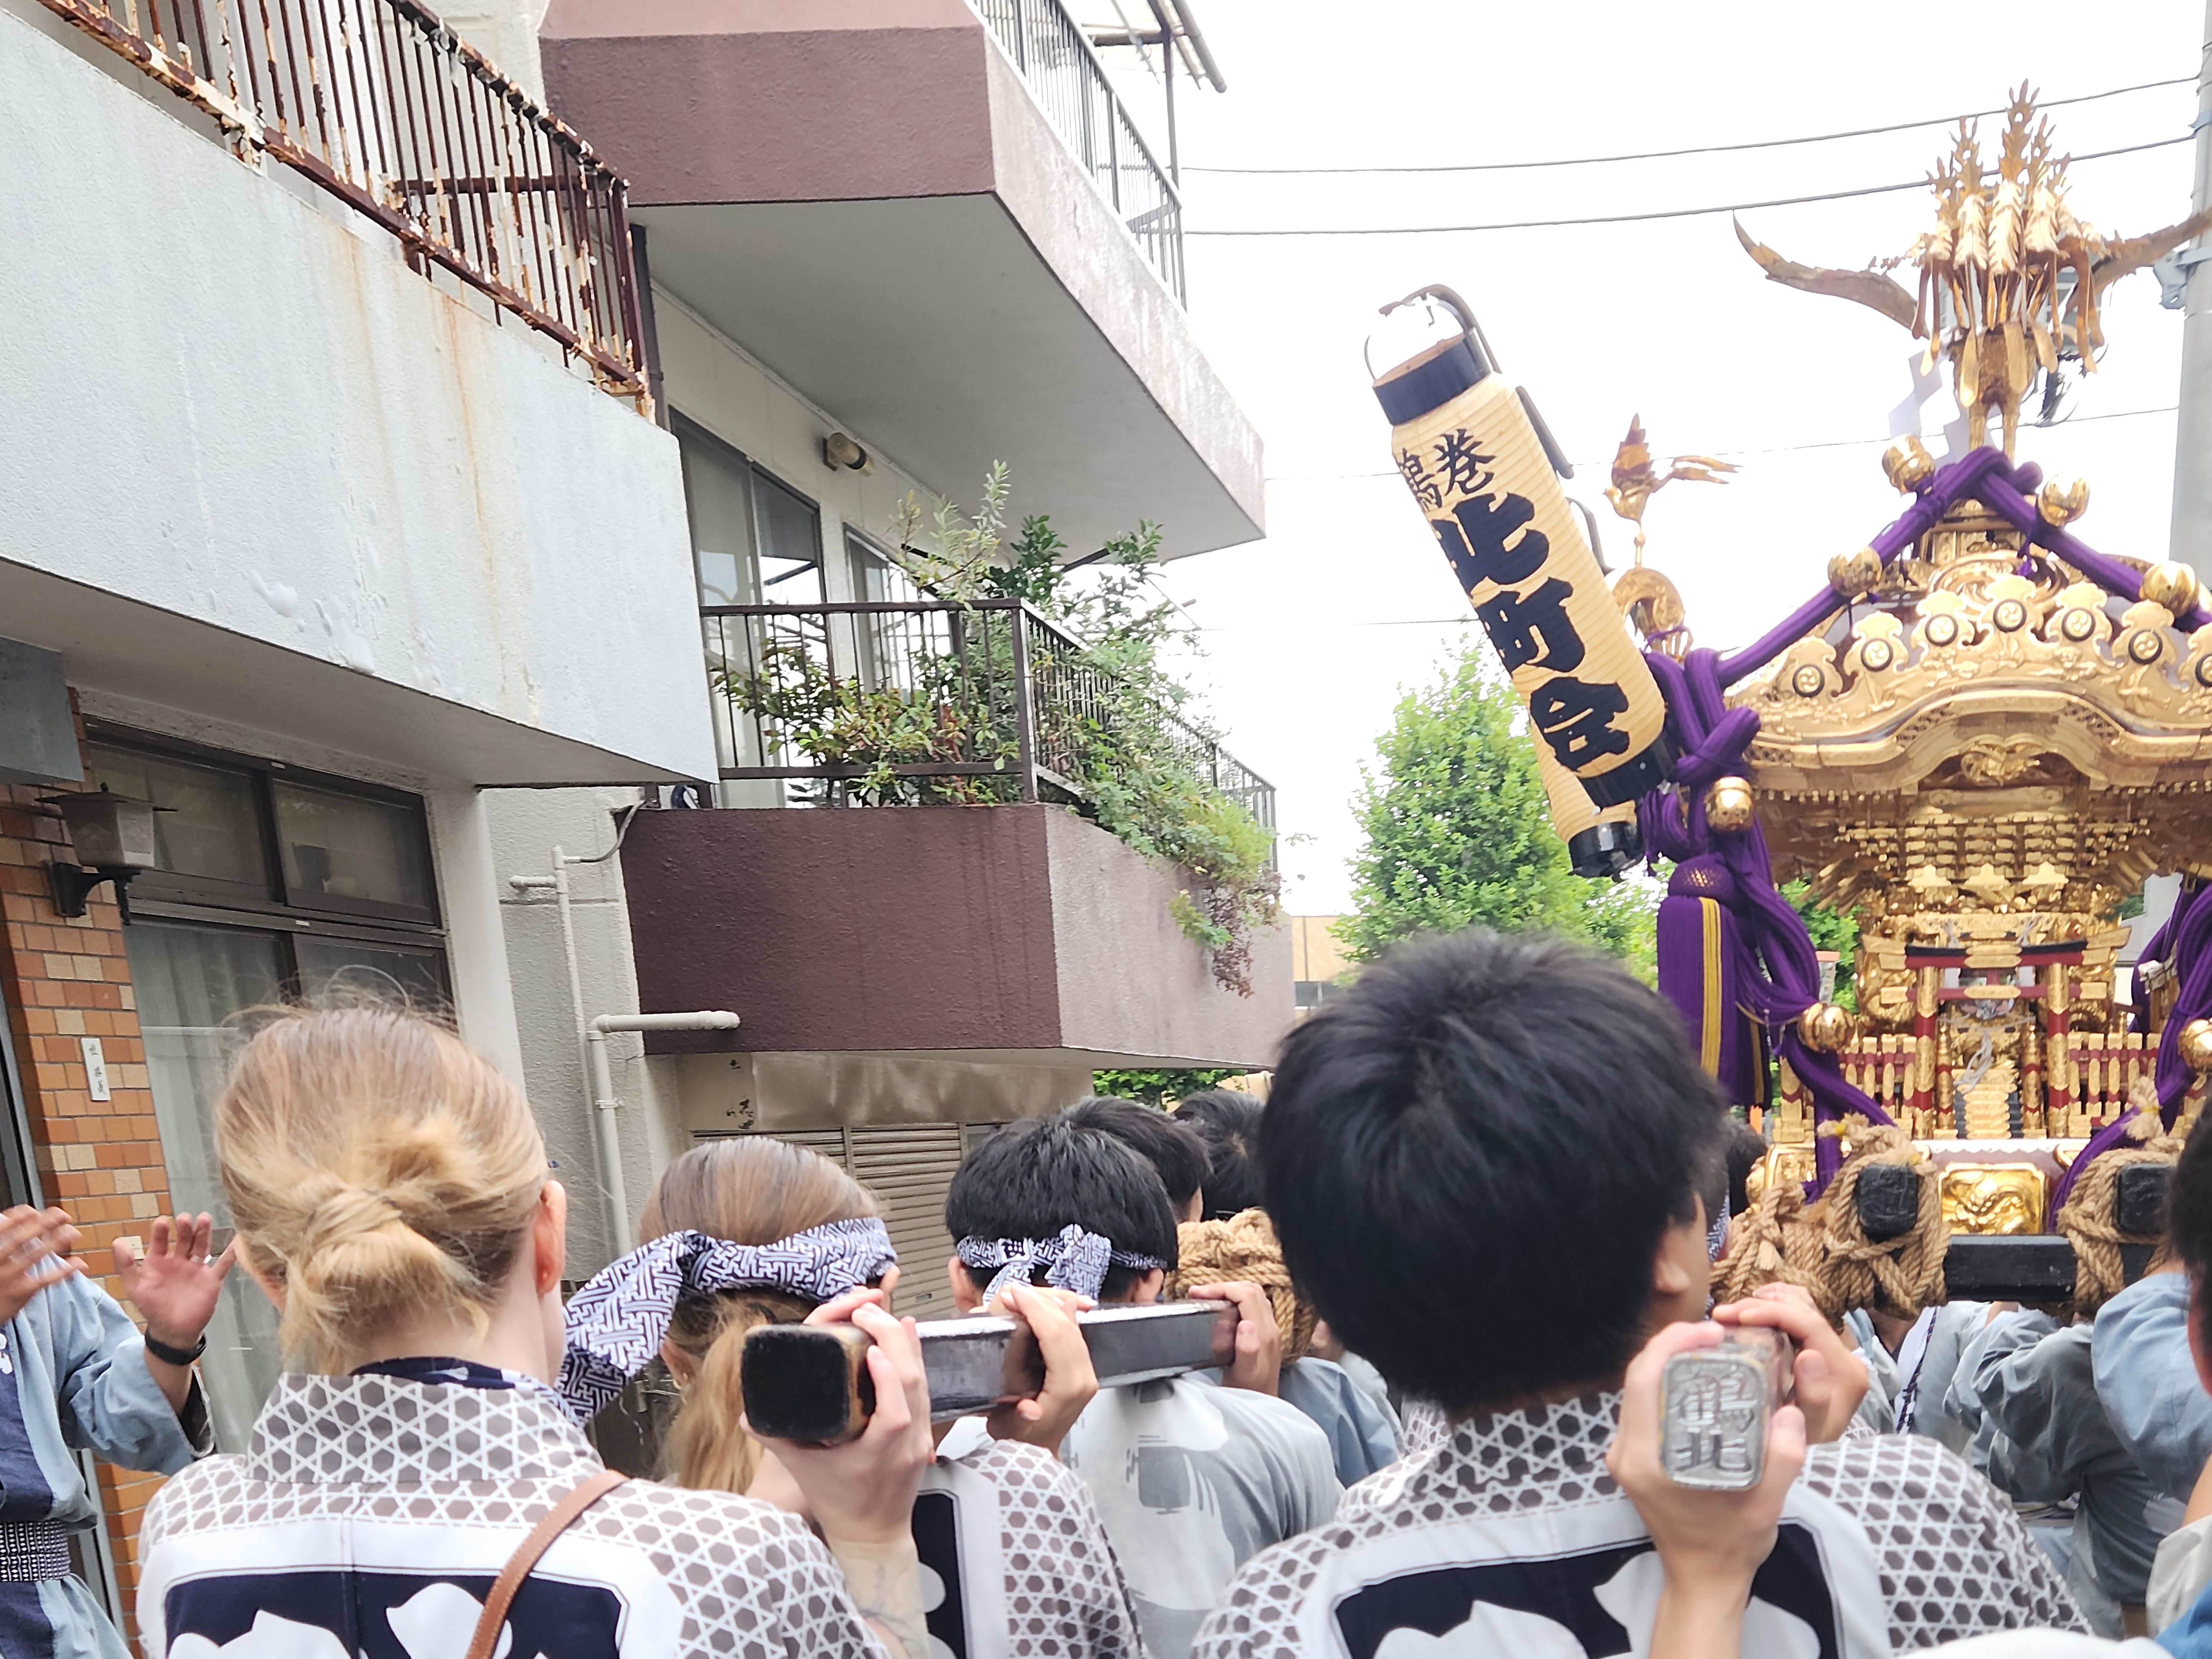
[[843, 1125, 967, 1317]]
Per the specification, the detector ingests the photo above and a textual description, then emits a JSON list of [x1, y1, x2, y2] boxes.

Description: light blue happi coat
[[0, 1272, 208, 1659]]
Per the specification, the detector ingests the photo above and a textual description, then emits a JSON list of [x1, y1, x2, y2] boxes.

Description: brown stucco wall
[[540, 0, 995, 205], [623, 803, 1064, 1052], [621, 804, 1292, 1066]]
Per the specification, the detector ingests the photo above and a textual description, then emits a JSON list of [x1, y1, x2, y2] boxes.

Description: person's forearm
[[143, 1351, 194, 1417], [1649, 1582, 1747, 1659], [824, 1533, 928, 1659]]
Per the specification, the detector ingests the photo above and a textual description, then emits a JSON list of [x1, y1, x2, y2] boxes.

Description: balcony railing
[[969, 0, 1186, 305], [42, 0, 650, 407], [701, 598, 1273, 845]]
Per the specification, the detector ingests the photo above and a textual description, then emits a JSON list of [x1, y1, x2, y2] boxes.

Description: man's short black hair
[[1261, 929, 1727, 1412], [1172, 1091, 1266, 1219], [2168, 1114, 2212, 1330], [1063, 1096, 1208, 1216], [946, 1113, 1179, 1299]]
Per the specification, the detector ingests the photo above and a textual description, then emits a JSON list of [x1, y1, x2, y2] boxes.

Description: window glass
[[849, 532, 918, 604], [271, 781, 435, 916], [123, 922, 288, 1451], [676, 416, 757, 608], [82, 743, 269, 890], [295, 936, 451, 1011], [753, 471, 824, 603]]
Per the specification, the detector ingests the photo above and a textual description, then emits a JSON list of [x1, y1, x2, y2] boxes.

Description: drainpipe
[[586, 1011, 741, 1253], [508, 806, 643, 1253]]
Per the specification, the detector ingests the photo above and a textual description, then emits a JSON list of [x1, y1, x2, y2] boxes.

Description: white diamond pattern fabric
[[1189, 1390, 2087, 1658], [944, 1439, 1148, 1659], [138, 1371, 892, 1659]]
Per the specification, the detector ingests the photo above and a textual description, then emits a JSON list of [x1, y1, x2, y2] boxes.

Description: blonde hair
[[215, 1006, 547, 1373], [644, 1139, 880, 1493]]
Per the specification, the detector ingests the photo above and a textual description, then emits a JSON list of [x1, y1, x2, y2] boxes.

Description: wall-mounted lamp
[[40, 786, 166, 921], [822, 432, 872, 476]]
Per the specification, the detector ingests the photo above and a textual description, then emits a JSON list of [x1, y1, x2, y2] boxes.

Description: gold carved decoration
[[1939, 1164, 2048, 1235]]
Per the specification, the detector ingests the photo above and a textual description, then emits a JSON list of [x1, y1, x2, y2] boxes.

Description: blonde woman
[[135, 1007, 934, 1659], [562, 1137, 1149, 1659]]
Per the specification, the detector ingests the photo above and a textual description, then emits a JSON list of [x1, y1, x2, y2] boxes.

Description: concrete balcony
[[0, 0, 714, 786], [620, 802, 1291, 1071], [539, 0, 1264, 562]]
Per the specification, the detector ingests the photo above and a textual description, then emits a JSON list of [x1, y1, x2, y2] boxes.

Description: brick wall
[[0, 717, 176, 1645]]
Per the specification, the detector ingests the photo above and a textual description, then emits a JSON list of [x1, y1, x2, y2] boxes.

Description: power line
[[1259, 403, 2181, 486], [1184, 75, 2192, 176], [1185, 133, 2194, 237]]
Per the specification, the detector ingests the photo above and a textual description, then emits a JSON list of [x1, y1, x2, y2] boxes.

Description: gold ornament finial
[[2140, 561, 2202, 619], [1798, 1002, 1856, 1054], [1603, 415, 1737, 566], [1735, 88, 2212, 456], [1828, 547, 1883, 600], [1704, 776, 1755, 833], [2038, 476, 2090, 527], [1882, 436, 1936, 493], [2178, 1018, 2212, 1076]]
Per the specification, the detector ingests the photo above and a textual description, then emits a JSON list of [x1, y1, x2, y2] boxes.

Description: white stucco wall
[[654, 288, 946, 577], [0, 7, 714, 785]]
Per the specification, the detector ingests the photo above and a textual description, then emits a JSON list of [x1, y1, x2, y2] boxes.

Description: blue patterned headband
[[955, 1223, 1167, 1304], [558, 1219, 896, 1422]]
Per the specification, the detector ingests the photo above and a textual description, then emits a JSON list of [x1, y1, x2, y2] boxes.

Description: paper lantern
[[1533, 737, 1643, 878], [1371, 287, 1674, 808]]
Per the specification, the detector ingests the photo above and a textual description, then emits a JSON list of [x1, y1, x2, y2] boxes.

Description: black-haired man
[[1193, 929, 2083, 1659], [946, 1115, 1339, 1659]]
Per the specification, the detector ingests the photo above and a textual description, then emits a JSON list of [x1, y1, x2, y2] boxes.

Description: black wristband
[[144, 1331, 205, 1367]]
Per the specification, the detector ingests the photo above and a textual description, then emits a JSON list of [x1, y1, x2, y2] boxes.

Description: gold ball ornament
[[1704, 776, 1755, 833], [2140, 561, 2202, 619], [2178, 1018, 2212, 1076], [2038, 476, 2090, 527], [1798, 1002, 1855, 1054], [1827, 547, 1883, 600], [1881, 436, 1936, 494]]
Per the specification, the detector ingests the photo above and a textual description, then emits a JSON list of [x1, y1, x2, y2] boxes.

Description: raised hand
[[986, 1283, 1098, 1454], [0, 1206, 84, 1323], [116, 1213, 236, 1352], [1189, 1280, 1283, 1395]]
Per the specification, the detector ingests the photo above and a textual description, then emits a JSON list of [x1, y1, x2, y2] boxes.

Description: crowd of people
[[15, 928, 2212, 1655]]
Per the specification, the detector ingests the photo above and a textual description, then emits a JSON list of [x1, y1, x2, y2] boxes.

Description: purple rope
[[1640, 650, 1892, 1195], [1716, 448, 2019, 687]]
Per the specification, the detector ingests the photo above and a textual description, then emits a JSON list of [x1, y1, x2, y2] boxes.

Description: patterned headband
[[955, 1223, 1167, 1305], [557, 1219, 897, 1422]]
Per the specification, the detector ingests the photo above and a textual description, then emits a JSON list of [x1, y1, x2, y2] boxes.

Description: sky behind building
[[1135, 0, 2203, 914]]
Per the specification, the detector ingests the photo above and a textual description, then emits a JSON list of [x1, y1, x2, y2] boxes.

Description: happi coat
[[1190, 1389, 2087, 1659], [136, 1359, 894, 1659], [0, 1271, 209, 1659]]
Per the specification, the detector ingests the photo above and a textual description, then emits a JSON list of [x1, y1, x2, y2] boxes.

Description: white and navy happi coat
[[0, 1271, 209, 1659], [1194, 1390, 2090, 1659], [137, 1359, 892, 1659]]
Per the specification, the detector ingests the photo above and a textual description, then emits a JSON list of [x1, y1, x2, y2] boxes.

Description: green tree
[[1341, 644, 1657, 973], [1782, 878, 1860, 1010], [1091, 1068, 1245, 1106]]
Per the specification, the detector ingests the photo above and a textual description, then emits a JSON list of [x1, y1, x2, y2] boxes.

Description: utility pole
[[2168, 3, 2212, 580]]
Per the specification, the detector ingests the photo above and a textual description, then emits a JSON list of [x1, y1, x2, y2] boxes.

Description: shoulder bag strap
[[464, 1466, 630, 1659]]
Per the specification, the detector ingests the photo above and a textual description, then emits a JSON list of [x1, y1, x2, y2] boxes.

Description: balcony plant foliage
[[721, 464, 1280, 995]]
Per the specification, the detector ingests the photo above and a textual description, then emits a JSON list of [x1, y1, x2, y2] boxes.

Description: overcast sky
[[1132, 0, 2205, 917]]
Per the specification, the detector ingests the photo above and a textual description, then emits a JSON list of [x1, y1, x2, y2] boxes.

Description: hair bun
[[297, 1177, 409, 1249]]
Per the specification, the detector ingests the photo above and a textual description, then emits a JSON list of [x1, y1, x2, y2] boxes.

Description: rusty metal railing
[[42, 0, 650, 406]]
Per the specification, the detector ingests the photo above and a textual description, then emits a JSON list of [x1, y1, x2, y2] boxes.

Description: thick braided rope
[[1713, 1179, 1832, 1313], [1815, 1118, 1949, 1321], [1165, 1208, 1316, 1362], [2056, 1088, 2184, 1315]]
